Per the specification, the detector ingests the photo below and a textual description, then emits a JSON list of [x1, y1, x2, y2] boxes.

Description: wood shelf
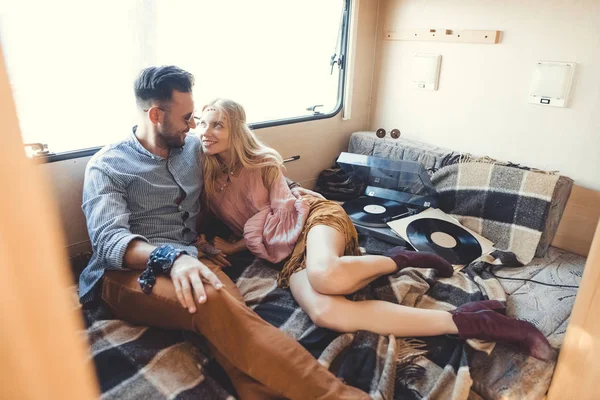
[[385, 29, 501, 44]]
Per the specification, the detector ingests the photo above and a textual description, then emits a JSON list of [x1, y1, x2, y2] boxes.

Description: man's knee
[[199, 283, 246, 310], [203, 283, 222, 300], [200, 258, 221, 272], [198, 258, 244, 303]]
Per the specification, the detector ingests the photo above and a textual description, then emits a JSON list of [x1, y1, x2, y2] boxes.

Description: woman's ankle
[[445, 312, 459, 335], [381, 256, 398, 274], [383, 247, 454, 277]]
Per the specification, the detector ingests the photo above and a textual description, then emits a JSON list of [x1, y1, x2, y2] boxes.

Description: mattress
[[498, 246, 585, 348]]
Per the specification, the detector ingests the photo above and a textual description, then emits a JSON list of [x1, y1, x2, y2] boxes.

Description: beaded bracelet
[[138, 245, 188, 294]]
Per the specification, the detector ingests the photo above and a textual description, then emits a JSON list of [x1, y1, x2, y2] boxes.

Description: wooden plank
[[385, 29, 501, 44], [0, 43, 99, 399], [552, 185, 600, 256], [547, 221, 600, 400]]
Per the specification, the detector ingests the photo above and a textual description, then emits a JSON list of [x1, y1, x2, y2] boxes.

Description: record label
[[343, 196, 408, 228], [364, 205, 386, 214], [430, 231, 457, 248], [406, 218, 482, 265]]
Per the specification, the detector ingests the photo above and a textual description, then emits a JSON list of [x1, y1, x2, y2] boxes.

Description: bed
[[78, 132, 599, 399]]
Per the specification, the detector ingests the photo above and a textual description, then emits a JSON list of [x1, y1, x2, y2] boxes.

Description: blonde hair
[[201, 98, 284, 203]]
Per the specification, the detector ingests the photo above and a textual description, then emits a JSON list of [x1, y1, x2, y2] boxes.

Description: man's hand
[[291, 186, 325, 200], [170, 255, 223, 313], [195, 234, 231, 268]]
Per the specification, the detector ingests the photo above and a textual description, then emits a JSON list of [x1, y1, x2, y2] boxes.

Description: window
[[0, 0, 349, 157]]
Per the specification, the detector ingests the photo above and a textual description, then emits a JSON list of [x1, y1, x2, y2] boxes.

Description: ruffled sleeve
[[243, 173, 309, 263]]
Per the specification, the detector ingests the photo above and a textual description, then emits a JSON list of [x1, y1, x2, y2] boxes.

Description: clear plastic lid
[[336, 152, 438, 208]]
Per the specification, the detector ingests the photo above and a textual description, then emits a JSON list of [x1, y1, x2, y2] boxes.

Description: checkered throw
[[83, 249, 557, 399], [432, 162, 559, 264]]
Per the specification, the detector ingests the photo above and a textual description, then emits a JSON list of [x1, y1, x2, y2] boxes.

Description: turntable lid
[[336, 152, 438, 203]]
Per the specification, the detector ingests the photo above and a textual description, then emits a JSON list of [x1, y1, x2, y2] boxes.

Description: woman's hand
[[195, 234, 231, 267], [291, 186, 325, 200], [213, 236, 246, 255]]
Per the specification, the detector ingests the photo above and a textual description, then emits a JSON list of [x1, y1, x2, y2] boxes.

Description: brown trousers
[[102, 263, 369, 400]]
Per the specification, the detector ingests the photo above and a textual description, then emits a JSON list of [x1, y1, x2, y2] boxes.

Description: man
[[80, 65, 369, 400]]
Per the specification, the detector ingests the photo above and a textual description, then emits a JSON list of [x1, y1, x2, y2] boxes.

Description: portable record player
[[336, 152, 439, 246]]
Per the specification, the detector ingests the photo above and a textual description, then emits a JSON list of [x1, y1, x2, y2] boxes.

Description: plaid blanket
[[432, 162, 559, 264], [83, 249, 557, 400]]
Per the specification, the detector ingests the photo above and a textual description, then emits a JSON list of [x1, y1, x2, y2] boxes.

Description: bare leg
[[293, 225, 458, 336], [290, 269, 458, 336], [305, 225, 398, 295], [295, 225, 551, 358]]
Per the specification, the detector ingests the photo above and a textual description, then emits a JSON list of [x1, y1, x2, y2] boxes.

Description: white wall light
[[528, 61, 576, 108], [412, 54, 441, 91]]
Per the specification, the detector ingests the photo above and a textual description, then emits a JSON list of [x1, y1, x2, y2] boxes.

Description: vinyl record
[[343, 196, 408, 228], [406, 218, 482, 264]]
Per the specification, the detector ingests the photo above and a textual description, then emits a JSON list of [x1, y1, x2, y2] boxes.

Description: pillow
[[431, 162, 560, 264], [347, 131, 460, 174], [535, 175, 573, 256]]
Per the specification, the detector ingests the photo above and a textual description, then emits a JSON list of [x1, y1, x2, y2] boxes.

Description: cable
[[487, 266, 579, 289]]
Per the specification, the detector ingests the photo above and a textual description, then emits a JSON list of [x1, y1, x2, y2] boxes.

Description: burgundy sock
[[384, 247, 454, 277], [452, 309, 555, 361]]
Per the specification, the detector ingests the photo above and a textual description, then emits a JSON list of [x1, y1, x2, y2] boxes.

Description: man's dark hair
[[134, 65, 194, 109]]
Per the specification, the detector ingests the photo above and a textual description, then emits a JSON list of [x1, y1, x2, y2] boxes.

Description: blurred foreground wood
[[0, 42, 98, 399]]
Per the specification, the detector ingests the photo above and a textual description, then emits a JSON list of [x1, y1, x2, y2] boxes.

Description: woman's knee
[[306, 258, 348, 295], [304, 298, 337, 329]]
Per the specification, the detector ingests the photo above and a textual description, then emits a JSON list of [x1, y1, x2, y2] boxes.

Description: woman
[[195, 98, 553, 361]]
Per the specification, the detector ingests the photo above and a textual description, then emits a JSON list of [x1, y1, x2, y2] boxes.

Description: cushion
[[431, 162, 559, 264], [536, 175, 573, 256], [348, 131, 460, 174]]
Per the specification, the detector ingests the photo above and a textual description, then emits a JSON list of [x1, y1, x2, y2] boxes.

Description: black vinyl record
[[343, 196, 408, 228], [406, 218, 482, 265]]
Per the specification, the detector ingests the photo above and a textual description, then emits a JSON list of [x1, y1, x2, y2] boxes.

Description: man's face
[[156, 90, 196, 148], [198, 109, 231, 157]]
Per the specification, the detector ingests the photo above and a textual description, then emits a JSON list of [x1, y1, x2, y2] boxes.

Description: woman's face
[[198, 109, 231, 157]]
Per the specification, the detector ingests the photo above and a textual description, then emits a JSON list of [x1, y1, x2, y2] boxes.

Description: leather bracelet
[[138, 245, 188, 294]]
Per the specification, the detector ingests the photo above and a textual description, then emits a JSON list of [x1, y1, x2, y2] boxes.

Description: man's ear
[[148, 106, 162, 124]]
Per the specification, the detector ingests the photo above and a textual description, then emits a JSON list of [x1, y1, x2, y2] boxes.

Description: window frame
[[36, 0, 351, 164]]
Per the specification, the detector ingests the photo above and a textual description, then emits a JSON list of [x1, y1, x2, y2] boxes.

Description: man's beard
[[162, 133, 186, 148], [159, 119, 186, 148]]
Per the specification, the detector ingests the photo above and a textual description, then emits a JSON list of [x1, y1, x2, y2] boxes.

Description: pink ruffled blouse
[[208, 167, 310, 263]]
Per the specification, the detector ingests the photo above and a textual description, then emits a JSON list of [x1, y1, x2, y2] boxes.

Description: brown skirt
[[277, 196, 361, 288]]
